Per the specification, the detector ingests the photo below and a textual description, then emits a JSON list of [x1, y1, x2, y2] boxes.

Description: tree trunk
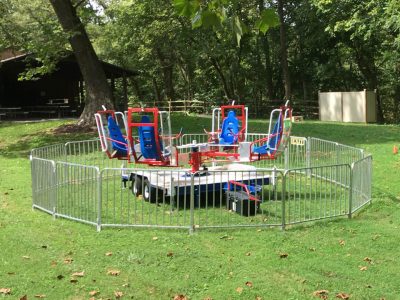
[[131, 76, 142, 100], [152, 77, 162, 106], [156, 48, 175, 105], [210, 57, 232, 99], [277, 0, 291, 100], [353, 46, 384, 122], [50, 0, 113, 127], [258, 0, 274, 100]]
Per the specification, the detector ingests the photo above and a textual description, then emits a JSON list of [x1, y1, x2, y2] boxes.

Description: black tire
[[131, 176, 142, 197], [143, 178, 158, 203]]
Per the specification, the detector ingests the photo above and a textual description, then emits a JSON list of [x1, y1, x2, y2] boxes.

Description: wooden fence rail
[[134, 99, 319, 119]]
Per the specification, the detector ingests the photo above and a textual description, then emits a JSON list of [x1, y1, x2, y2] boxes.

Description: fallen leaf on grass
[[173, 295, 188, 300], [71, 271, 84, 277], [245, 252, 251, 256], [363, 257, 372, 264], [309, 247, 316, 252], [245, 281, 253, 287], [279, 253, 288, 258], [236, 287, 243, 294], [22, 256, 30, 259], [152, 236, 158, 241], [339, 240, 345, 246], [51, 261, 57, 267], [0, 288, 11, 295], [114, 291, 123, 298], [105, 252, 113, 256], [359, 266, 368, 271], [34, 294, 46, 298], [107, 269, 121, 276], [313, 290, 329, 299], [20, 295, 27, 300], [336, 292, 350, 299], [89, 290, 99, 296], [256, 297, 262, 300], [63, 258, 73, 264]]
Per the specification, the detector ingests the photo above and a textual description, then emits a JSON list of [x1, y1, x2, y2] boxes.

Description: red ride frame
[[127, 107, 169, 166]]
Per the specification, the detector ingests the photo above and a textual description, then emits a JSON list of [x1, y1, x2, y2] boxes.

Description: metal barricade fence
[[31, 157, 56, 215], [351, 155, 372, 214], [283, 164, 351, 226], [30, 143, 65, 160], [30, 137, 372, 232], [55, 162, 99, 226]]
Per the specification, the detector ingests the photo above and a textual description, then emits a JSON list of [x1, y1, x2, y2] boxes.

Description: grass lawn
[[1, 117, 400, 299]]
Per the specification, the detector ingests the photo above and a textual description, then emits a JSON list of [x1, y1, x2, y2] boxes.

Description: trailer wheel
[[143, 179, 158, 203], [131, 176, 142, 197]]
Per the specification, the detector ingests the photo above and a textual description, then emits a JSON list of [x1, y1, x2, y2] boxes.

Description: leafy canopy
[[172, 0, 279, 46]]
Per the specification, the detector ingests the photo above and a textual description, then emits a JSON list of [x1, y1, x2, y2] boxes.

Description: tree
[[49, 0, 113, 126], [277, 0, 291, 100]]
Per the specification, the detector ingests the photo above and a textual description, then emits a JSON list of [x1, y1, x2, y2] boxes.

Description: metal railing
[[30, 136, 372, 232]]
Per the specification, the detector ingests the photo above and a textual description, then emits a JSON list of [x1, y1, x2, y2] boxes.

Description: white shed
[[319, 90, 377, 123]]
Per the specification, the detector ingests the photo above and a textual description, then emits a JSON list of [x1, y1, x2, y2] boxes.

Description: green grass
[[1, 117, 400, 299]]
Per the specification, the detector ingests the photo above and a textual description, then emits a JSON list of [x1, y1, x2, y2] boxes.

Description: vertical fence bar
[[348, 163, 354, 219], [284, 146, 289, 169], [189, 173, 195, 234], [281, 172, 287, 230], [51, 161, 57, 219], [97, 168, 102, 232]]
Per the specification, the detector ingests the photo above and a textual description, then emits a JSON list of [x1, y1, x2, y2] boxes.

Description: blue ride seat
[[219, 110, 239, 145], [138, 115, 162, 160], [253, 114, 282, 155], [107, 116, 128, 156]]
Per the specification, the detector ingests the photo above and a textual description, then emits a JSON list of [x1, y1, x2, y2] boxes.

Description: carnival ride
[[95, 101, 292, 215]]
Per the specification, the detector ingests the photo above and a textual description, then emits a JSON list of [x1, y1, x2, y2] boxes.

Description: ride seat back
[[219, 111, 239, 144], [107, 115, 128, 156], [138, 115, 162, 160]]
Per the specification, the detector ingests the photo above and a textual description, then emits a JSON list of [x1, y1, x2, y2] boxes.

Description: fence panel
[[55, 162, 99, 226], [283, 164, 351, 225], [31, 157, 56, 215], [191, 169, 284, 229], [351, 156, 372, 213], [100, 168, 191, 229], [31, 143, 65, 160], [65, 139, 125, 170]]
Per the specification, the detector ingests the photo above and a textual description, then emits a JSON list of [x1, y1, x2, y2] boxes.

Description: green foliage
[[173, 0, 200, 17], [173, 0, 278, 46], [0, 0, 70, 80], [256, 8, 279, 34], [1, 0, 400, 122]]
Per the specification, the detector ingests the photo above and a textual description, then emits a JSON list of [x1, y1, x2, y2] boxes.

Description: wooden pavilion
[[0, 49, 137, 118]]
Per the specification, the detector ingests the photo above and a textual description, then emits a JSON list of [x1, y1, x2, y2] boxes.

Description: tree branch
[[74, 0, 86, 9]]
